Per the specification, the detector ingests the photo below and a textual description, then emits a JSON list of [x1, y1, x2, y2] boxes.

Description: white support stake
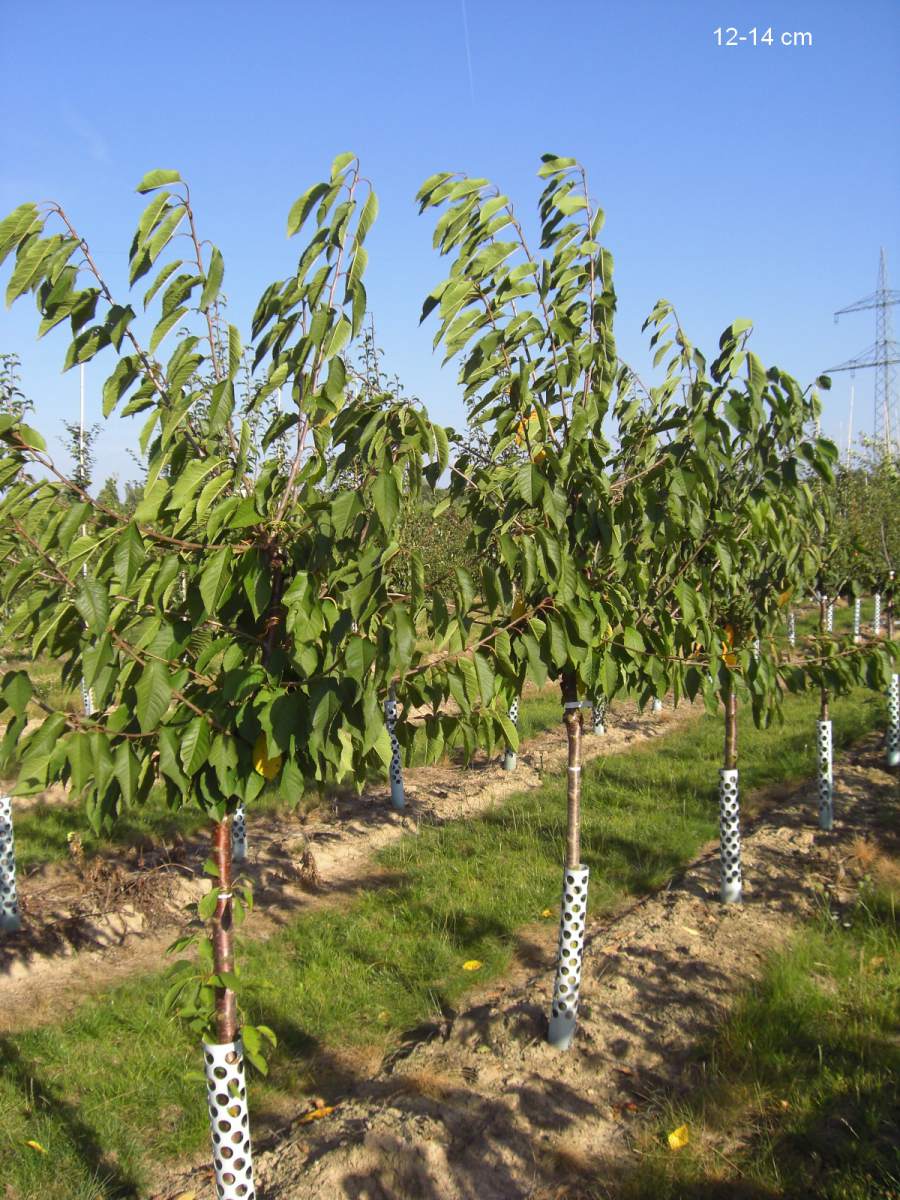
[[817, 719, 833, 830], [825, 601, 834, 633], [853, 597, 862, 643], [873, 593, 882, 635], [651, 697, 663, 713], [787, 609, 796, 648], [548, 863, 589, 1050], [888, 673, 900, 768], [203, 1038, 256, 1199], [385, 688, 405, 810], [503, 696, 519, 771], [231, 805, 247, 863], [718, 768, 742, 904], [0, 795, 21, 932], [590, 696, 607, 736]]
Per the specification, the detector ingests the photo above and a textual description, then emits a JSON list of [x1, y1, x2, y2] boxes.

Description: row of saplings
[[0, 153, 897, 1200]]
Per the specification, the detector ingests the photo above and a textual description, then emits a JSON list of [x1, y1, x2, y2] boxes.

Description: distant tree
[[0, 354, 32, 420], [60, 419, 100, 492]]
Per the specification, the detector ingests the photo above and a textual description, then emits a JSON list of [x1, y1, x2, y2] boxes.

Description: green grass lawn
[[0, 687, 888, 1199], [621, 877, 899, 1200]]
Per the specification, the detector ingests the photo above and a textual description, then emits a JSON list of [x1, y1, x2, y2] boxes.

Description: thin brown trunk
[[561, 672, 582, 868], [820, 595, 830, 721], [211, 817, 237, 1043], [724, 689, 738, 770]]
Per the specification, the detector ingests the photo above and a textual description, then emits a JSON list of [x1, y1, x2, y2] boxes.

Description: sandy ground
[[157, 735, 899, 1200]]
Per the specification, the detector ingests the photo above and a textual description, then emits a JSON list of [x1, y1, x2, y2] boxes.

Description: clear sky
[[1, 0, 898, 486]]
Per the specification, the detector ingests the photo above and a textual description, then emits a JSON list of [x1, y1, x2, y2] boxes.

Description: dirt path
[[156, 736, 897, 1200], [0, 698, 691, 1033]]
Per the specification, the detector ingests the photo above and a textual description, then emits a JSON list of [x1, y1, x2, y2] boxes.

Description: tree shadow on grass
[[0, 1036, 142, 1198]]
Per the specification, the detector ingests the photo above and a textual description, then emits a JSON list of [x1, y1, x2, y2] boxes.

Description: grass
[[620, 871, 899, 1200], [0, 687, 888, 1199], [5, 686, 566, 871]]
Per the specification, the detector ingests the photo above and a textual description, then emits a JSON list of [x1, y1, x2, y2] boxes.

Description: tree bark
[[820, 595, 830, 721], [211, 817, 237, 1044], [561, 671, 583, 868], [724, 688, 738, 771]]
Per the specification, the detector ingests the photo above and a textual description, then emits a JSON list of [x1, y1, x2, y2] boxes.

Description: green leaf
[[200, 246, 224, 311], [373, 471, 400, 531], [331, 151, 356, 180], [134, 659, 173, 733], [199, 547, 232, 615], [622, 627, 645, 654], [1, 671, 32, 717], [76, 578, 109, 633], [180, 717, 211, 776], [136, 168, 182, 194]]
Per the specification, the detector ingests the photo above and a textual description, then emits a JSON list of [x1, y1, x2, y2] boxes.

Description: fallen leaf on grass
[[667, 1124, 690, 1151], [174, 1193, 197, 1200], [24, 1141, 47, 1154], [377, 1010, 391, 1023], [779, 1099, 790, 1110], [869, 956, 886, 969], [680, 926, 702, 937], [297, 1106, 335, 1124], [462, 960, 482, 971], [541, 908, 554, 918]]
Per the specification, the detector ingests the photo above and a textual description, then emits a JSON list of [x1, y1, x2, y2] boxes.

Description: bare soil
[[0, 697, 689, 1033], [158, 736, 898, 1200]]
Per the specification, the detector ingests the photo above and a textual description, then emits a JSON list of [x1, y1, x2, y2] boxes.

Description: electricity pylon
[[826, 248, 900, 456]]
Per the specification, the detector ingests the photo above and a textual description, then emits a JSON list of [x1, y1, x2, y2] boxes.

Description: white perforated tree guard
[[853, 598, 862, 642], [887, 674, 900, 768], [787, 610, 796, 648], [0, 795, 21, 932], [548, 864, 589, 1050], [384, 689, 405, 810], [231, 805, 247, 863], [752, 637, 761, 659], [81, 677, 94, 716], [203, 1039, 255, 1199], [590, 696, 607, 736], [503, 696, 519, 771], [718, 769, 742, 904], [873, 593, 882, 635], [651, 697, 663, 713], [817, 719, 834, 830], [825, 602, 834, 633]]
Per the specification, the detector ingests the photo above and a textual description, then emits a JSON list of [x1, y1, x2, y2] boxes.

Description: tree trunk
[[887, 574, 899, 768], [211, 817, 237, 1043], [817, 596, 834, 827], [548, 672, 589, 1049], [562, 672, 582, 868], [724, 690, 738, 771], [719, 685, 742, 902]]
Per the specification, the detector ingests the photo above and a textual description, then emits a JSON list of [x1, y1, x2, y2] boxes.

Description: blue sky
[[1, 0, 898, 486]]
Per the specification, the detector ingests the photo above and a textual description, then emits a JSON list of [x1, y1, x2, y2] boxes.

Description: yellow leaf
[[253, 732, 282, 779], [25, 1140, 47, 1154], [541, 908, 553, 918], [462, 960, 482, 971], [667, 1124, 689, 1151], [377, 1010, 390, 1023], [297, 1105, 335, 1124], [778, 588, 793, 608], [174, 1193, 197, 1200]]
